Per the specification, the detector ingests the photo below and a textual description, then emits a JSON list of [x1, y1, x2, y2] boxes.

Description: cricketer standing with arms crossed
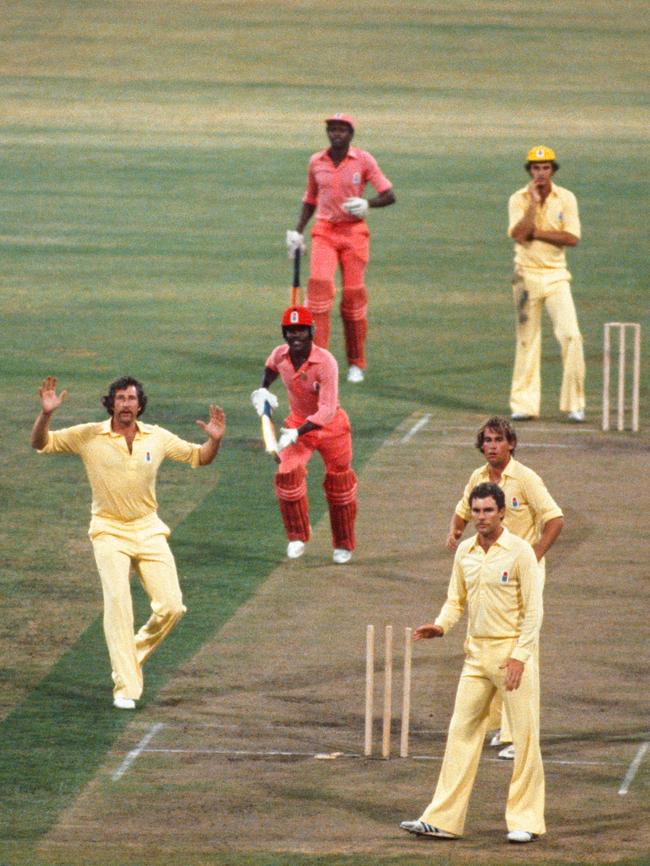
[[401, 483, 545, 845], [286, 113, 395, 384], [251, 305, 357, 564], [447, 416, 563, 758], [30, 375, 225, 709], [509, 145, 586, 422]]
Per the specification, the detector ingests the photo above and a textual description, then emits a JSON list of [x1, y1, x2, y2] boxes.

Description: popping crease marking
[[112, 722, 165, 781], [618, 742, 649, 795]]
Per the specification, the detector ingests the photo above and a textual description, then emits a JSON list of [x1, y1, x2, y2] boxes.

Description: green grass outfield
[[1, 2, 648, 864]]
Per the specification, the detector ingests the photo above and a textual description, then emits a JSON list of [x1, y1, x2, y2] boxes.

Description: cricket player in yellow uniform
[[509, 145, 586, 422], [446, 416, 563, 757], [401, 483, 545, 845], [30, 375, 225, 709]]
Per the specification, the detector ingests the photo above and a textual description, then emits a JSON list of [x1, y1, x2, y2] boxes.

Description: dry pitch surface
[[40, 415, 650, 865]]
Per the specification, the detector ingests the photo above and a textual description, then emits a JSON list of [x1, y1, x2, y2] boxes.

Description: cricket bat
[[260, 401, 281, 463]]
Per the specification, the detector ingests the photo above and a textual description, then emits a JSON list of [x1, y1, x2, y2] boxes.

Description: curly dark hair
[[475, 416, 517, 456], [101, 376, 147, 417], [469, 481, 505, 511]]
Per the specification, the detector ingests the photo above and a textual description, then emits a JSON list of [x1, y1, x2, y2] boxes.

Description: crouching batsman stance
[[400, 482, 545, 845], [31, 375, 225, 710], [251, 305, 357, 564]]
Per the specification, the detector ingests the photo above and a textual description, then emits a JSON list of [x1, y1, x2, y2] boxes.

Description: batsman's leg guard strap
[[324, 470, 358, 550], [307, 278, 336, 348], [275, 467, 310, 541], [340, 286, 368, 367]]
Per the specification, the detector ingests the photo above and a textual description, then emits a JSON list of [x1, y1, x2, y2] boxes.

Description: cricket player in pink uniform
[[286, 113, 395, 384], [251, 305, 357, 564]]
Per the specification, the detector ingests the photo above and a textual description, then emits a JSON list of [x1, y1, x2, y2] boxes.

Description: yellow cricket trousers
[[488, 561, 545, 741], [90, 515, 186, 700], [510, 271, 585, 417], [420, 637, 545, 837]]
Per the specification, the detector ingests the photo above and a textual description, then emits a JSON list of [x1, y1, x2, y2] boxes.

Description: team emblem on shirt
[[500, 571, 509, 584], [145, 451, 152, 463], [300, 372, 308, 381], [352, 171, 361, 186], [511, 496, 519, 508]]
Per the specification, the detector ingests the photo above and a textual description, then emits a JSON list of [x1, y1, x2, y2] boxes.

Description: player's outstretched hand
[[39, 376, 67, 415], [196, 404, 226, 441], [413, 624, 444, 641], [251, 388, 279, 417]]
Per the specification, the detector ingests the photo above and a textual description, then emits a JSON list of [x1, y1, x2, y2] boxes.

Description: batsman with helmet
[[251, 305, 358, 564], [286, 113, 395, 384]]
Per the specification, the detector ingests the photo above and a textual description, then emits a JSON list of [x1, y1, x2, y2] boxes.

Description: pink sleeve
[[265, 345, 282, 371], [364, 152, 392, 194], [306, 354, 338, 426], [302, 157, 319, 205]]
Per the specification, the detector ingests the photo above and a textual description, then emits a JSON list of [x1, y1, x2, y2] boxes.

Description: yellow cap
[[527, 145, 556, 162]]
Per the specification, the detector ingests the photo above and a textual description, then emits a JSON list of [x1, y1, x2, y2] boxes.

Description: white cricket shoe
[[498, 744, 515, 760], [489, 729, 502, 746], [511, 412, 534, 421], [507, 830, 538, 843], [113, 697, 136, 710], [287, 540, 306, 559], [332, 548, 353, 564], [347, 365, 364, 383], [567, 409, 585, 422], [399, 820, 458, 839]]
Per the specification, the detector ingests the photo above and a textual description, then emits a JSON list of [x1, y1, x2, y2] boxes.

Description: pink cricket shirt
[[302, 146, 392, 224], [266, 343, 340, 427]]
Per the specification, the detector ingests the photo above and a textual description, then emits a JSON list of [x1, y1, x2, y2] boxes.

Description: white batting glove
[[286, 230, 306, 259], [342, 197, 369, 218], [277, 427, 299, 452], [251, 388, 279, 417]]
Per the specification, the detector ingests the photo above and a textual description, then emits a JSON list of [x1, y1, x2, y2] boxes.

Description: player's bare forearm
[[296, 203, 316, 233], [446, 513, 467, 551], [531, 228, 579, 247], [369, 188, 396, 208], [30, 411, 52, 450], [533, 516, 564, 561], [261, 368, 279, 390]]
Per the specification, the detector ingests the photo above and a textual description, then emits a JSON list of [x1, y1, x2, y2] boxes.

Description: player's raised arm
[[31, 376, 68, 449]]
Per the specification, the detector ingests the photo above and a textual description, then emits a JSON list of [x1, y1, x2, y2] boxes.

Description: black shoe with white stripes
[[399, 820, 458, 838]]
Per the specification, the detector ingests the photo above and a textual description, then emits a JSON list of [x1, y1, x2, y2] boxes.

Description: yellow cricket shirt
[[39, 419, 201, 523], [508, 182, 581, 272], [435, 528, 541, 663], [455, 458, 563, 547]]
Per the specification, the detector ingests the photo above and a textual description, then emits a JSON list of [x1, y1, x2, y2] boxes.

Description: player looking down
[[286, 113, 395, 384], [251, 305, 358, 564]]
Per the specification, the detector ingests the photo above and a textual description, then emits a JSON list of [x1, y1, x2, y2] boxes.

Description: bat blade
[[260, 401, 281, 463]]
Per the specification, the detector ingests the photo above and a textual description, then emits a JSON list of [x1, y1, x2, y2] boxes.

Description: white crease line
[[618, 742, 649, 795], [400, 414, 432, 443], [112, 722, 165, 781], [132, 746, 629, 769]]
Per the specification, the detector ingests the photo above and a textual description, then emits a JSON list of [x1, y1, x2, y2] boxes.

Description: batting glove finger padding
[[286, 230, 306, 259], [277, 427, 299, 451], [342, 197, 369, 218], [251, 388, 279, 416]]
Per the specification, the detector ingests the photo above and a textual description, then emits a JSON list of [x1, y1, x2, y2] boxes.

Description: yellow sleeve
[[38, 424, 93, 455], [511, 543, 542, 663], [523, 468, 563, 525], [508, 190, 527, 237], [455, 469, 480, 521], [561, 189, 581, 239], [434, 549, 467, 634], [160, 428, 201, 468]]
